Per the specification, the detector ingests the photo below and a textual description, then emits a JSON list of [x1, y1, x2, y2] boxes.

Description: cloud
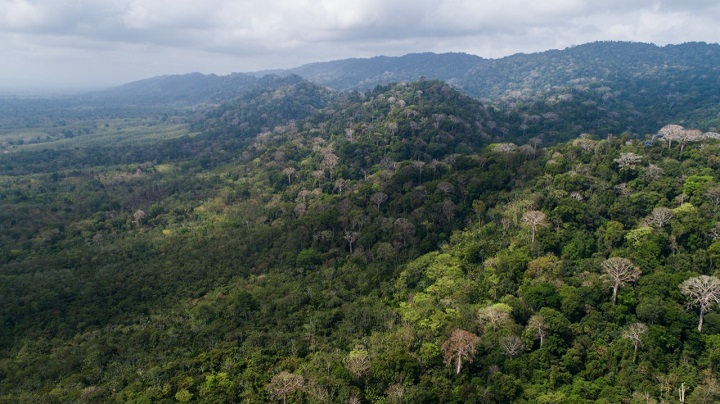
[[1, 0, 719, 89]]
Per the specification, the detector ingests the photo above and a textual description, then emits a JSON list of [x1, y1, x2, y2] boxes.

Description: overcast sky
[[2, 0, 719, 91]]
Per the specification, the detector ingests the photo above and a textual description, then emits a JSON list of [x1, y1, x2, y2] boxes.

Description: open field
[[0, 116, 194, 153]]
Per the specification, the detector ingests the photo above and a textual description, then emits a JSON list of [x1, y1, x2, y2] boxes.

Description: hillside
[[85, 72, 261, 106], [274, 41, 720, 136], [271, 52, 483, 91], [2, 75, 720, 402], [74, 41, 720, 139], [459, 41, 720, 135], [1, 42, 720, 402]]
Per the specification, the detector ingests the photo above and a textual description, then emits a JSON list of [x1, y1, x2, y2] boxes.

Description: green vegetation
[[1, 42, 720, 402]]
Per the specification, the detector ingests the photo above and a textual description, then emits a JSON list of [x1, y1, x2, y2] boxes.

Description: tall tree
[[371, 192, 388, 211], [500, 335, 524, 357], [622, 322, 648, 363], [282, 167, 296, 185], [266, 372, 304, 404], [646, 207, 673, 228], [614, 152, 643, 170], [527, 314, 549, 347], [344, 348, 371, 379], [441, 328, 481, 374], [343, 231, 360, 253], [522, 210, 547, 243], [601, 257, 641, 305], [322, 151, 339, 180], [477, 303, 512, 333], [680, 275, 720, 332]]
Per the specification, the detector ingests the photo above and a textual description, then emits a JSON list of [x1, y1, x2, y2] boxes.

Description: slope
[[1, 73, 720, 402]]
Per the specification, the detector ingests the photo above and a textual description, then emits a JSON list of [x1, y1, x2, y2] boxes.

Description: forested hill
[[2, 69, 720, 402], [82, 73, 303, 107], [74, 41, 720, 137], [266, 52, 484, 90], [267, 41, 720, 136], [84, 72, 259, 106], [459, 41, 720, 136]]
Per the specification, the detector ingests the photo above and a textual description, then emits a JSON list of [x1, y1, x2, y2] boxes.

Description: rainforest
[[1, 41, 720, 403]]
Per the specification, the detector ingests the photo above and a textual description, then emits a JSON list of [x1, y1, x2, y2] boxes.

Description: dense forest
[[1, 42, 720, 403]]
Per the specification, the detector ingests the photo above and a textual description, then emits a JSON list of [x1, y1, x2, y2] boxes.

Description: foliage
[[2, 65, 720, 402]]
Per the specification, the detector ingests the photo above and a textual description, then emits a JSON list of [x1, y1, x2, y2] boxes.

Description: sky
[[1, 0, 719, 91]]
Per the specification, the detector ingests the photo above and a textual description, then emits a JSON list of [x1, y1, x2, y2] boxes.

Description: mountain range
[[83, 41, 720, 136]]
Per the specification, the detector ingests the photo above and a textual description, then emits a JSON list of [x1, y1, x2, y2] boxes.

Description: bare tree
[[380, 157, 397, 171], [441, 328, 481, 374], [602, 257, 641, 305], [413, 160, 425, 178], [678, 129, 703, 154], [312, 170, 325, 186], [344, 348, 370, 379], [646, 207, 674, 228], [432, 113, 446, 129], [500, 335, 524, 357], [392, 218, 416, 249], [643, 164, 665, 182], [282, 167, 296, 185], [441, 199, 458, 223], [296, 190, 310, 203], [614, 152, 643, 170], [680, 275, 720, 332], [573, 135, 596, 152], [371, 192, 388, 211], [493, 143, 518, 154], [477, 304, 512, 333], [386, 383, 405, 404], [323, 152, 339, 180], [622, 322, 648, 363], [335, 178, 347, 193], [437, 182, 454, 195], [132, 209, 146, 227], [527, 314, 549, 347], [385, 121, 399, 135], [657, 124, 685, 149], [709, 222, 720, 241], [344, 127, 355, 143], [707, 186, 720, 207], [304, 379, 333, 403], [343, 231, 360, 253], [522, 210, 548, 243], [529, 136, 542, 158], [266, 372, 305, 404]]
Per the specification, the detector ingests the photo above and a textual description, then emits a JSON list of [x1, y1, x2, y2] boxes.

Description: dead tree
[[680, 275, 720, 332], [370, 192, 388, 211], [522, 210, 548, 243], [622, 322, 648, 363], [441, 328, 481, 374], [527, 314, 549, 347], [266, 372, 304, 404], [601, 257, 641, 305]]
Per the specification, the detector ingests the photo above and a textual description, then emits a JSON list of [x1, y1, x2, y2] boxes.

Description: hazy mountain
[[82, 72, 261, 106], [264, 52, 484, 90], [89, 41, 720, 134], [456, 41, 720, 97]]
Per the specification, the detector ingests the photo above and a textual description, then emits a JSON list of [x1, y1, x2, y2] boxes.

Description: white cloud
[[0, 0, 719, 89]]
